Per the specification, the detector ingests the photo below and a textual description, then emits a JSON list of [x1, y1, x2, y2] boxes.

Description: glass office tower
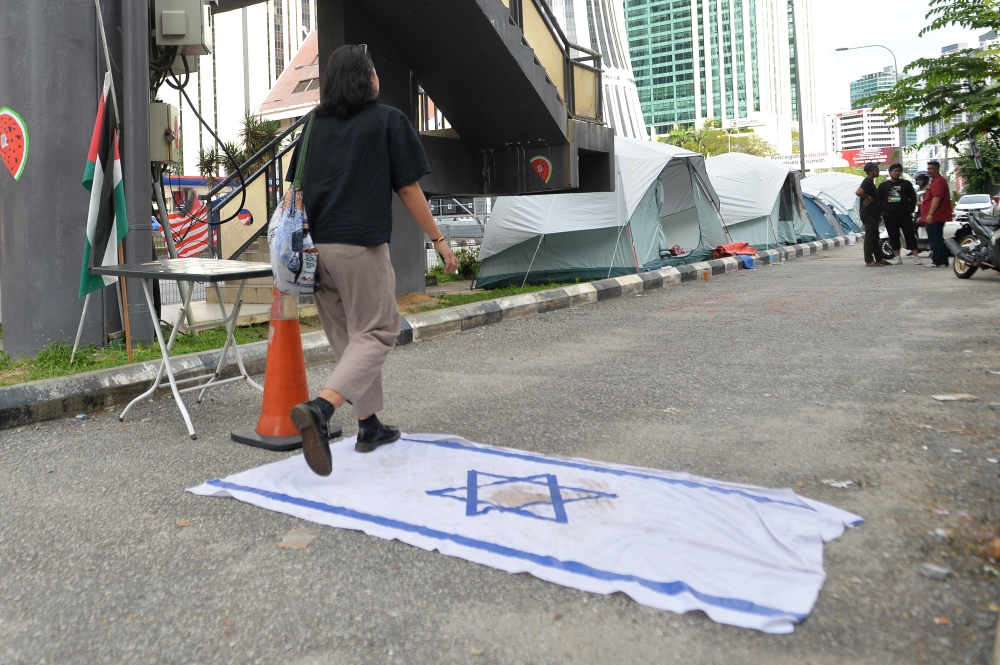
[[625, 0, 819, 156]]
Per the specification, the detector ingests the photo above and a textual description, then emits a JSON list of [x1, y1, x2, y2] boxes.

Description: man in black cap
[[856, 162, 890, 266]]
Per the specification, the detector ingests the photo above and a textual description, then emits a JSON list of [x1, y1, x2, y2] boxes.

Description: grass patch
[[0, 282, 574, 387], [436, 282, 576, 307], [401, 281, 579, 315], [0, 312, 318, 388]]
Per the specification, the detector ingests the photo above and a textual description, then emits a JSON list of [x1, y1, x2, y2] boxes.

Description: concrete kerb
[[0, 235, 854, 430]]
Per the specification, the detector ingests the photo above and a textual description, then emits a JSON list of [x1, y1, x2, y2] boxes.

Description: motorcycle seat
[[980, 216, 1000, 228]]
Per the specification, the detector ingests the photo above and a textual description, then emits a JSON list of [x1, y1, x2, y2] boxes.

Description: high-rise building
[[829, 108, 897, 152], [547, 0, 648, 139], [164, 0, 316, 175], [624, 0, 820, 156], [849, 66, 895, 109], [846, 67, 917, 148]]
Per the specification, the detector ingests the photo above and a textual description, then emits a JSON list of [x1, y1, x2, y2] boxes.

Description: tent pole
[[521, 235, 545, 288]]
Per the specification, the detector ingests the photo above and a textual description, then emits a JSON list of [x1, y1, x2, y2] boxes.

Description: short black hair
[[927, 160, 941, 168], [864, 162, 880, 175], [888, 162, 903, 172], [317, 45, 377, 119]]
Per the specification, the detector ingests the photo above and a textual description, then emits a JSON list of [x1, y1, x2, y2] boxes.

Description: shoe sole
[[290, 405, 332, 476], [355, 429, 402, 453]]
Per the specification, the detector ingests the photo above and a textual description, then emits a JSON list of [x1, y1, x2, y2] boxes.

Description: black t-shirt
[[858, 177, 881, 222], [285, 104, 431, 246], [877, 178, 916, 219]]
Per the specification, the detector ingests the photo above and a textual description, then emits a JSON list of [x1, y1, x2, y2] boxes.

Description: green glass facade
[[626, 0, 758, 134], [849, 69, 895, 109]]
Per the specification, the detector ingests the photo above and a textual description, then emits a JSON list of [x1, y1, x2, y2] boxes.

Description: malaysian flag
[[165, 193, 210, 258], [238, 209, 253, 226]]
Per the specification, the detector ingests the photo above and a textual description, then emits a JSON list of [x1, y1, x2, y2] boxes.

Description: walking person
[[856, 162, 889, 267], [877, 163, 919, 264], [286, 44, 458, 476], [921, 160, 953, 268]]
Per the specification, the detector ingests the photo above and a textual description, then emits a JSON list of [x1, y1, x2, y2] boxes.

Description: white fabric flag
[[189, 434, 862, 634]]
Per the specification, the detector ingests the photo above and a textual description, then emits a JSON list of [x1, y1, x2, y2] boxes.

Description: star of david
[[426, 470, 617, 523]]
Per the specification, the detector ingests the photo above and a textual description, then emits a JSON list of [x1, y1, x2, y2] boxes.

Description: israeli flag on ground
[[189, 434, 862, 634]]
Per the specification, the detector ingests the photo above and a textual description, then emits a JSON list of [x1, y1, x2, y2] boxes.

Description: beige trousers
[[313, 243, 400, 417]]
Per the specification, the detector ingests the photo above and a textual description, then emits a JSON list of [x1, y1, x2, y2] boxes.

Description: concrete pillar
[[120, 0, 155, 343], [317, 0, 426, 295], [0, 1, 110, 357]]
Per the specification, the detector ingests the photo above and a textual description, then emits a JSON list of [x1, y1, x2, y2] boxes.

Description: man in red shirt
[[921, 160, 953, 267]]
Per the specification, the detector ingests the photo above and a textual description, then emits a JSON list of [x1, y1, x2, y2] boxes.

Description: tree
[[657, 119, 777, 158], [197, 148, 224, 185], [863, 0, 1000, 148], [955, 134, 1000, 192]]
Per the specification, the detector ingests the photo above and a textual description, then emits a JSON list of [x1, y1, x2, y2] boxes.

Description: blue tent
[[803, 193, 846, 239]]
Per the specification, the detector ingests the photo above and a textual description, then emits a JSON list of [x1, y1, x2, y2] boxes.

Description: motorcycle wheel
[[953, 234, 979, 279], [880, 238, 894, 261]]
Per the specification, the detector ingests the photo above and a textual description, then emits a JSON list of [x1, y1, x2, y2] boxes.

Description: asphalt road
[[2, 246, 1000, 665]]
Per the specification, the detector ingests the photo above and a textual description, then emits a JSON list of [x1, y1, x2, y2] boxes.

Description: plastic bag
[[268, 188, 317, 295], [268, 115, 317, 296]]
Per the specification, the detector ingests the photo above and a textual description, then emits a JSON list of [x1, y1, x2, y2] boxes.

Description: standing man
[[877, 163, 919, 264], [921, 160, 953, 268], [856, 162, 889, 267]]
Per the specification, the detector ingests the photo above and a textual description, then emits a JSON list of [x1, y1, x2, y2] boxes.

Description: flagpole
[[70, 293, 92, 365], [118, 245, 134, 363], [95, 0, 134, 362]]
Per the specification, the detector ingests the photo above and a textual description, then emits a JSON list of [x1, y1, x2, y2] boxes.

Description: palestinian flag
[[79, 71, 129, 299]]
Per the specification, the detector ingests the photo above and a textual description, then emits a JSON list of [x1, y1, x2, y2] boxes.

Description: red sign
[[839, 146, 900, 167]]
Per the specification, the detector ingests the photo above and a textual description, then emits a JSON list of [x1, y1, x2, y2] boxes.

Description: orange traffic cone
[[231, 287, 341, 451]]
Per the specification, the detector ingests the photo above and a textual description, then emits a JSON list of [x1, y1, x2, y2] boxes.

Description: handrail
[[205, 111, 311, 200], [513, 0, 603, 122]]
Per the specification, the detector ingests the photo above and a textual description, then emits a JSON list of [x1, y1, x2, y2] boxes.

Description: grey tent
[[476, 137, 729, 289], [705, 153, 818, 249]]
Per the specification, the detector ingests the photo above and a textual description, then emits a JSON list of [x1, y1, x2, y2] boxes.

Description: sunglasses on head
[[359, 43, 367, 54]]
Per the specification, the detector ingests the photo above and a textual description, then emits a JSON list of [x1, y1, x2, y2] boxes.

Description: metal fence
[[159, 280, 206, 306]]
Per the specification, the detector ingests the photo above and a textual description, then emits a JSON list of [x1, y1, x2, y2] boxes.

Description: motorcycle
[[945, 210, 1000, 279]]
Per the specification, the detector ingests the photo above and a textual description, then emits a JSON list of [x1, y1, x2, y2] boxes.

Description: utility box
[[154, 0, 213, 56], [149, 102, 180, 164]]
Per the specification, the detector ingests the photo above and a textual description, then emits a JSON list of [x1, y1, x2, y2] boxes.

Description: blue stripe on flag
[[401, 436, 815, 511], [206, 478, 808, 622]]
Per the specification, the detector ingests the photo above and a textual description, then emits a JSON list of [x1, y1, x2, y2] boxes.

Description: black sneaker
[[355, 424, 401, 453], [290, 402, 332, 476]]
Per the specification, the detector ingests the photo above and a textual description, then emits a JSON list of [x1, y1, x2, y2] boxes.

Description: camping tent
[[475, 137, 729, 289], [705, 153, 818, 249], [801, 172, 863, 233], [802, 192, 846, 239]]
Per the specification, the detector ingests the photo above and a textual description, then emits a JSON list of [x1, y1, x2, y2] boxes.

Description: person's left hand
[[437, 242, 459, 274]]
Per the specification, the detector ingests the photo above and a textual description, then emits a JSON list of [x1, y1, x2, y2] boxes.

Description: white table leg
[[134, 278, 197, 439], [118, 278, 192, 423]]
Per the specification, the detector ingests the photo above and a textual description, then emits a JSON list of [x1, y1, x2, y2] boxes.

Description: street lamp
[[836, 45, 906, 172]]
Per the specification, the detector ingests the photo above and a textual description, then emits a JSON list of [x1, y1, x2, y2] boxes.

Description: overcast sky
[[811, 0, 984, 113]]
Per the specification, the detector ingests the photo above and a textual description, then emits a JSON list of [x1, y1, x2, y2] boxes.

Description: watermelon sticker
[[530, 155, 552, 184], [0, 107, 28, 181]]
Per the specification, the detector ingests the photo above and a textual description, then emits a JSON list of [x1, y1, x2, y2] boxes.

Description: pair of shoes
[[290, 401, 333, 476], [356, 424, 401, 453]]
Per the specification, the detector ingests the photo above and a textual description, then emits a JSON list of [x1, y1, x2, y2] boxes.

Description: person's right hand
[[436, 242, 459, 274]]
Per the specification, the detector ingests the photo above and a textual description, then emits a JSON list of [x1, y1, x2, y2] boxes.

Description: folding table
[[93, 258, 273, 439]]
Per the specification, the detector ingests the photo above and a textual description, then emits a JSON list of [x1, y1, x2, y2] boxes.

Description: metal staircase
[[204, 0, 617, 303]]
